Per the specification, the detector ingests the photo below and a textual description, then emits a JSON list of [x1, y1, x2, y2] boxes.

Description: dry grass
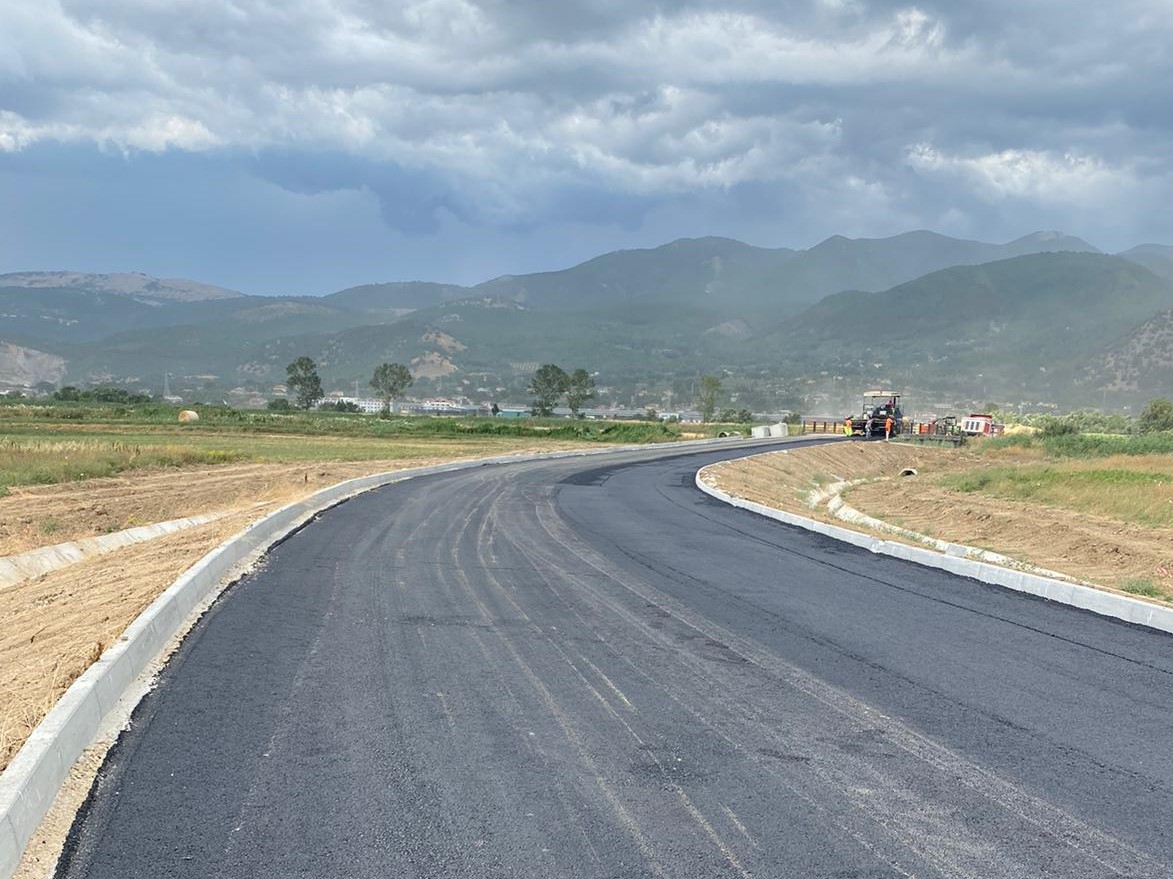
[[710, 440, 1173, 602], [0, 515, 251, 772]]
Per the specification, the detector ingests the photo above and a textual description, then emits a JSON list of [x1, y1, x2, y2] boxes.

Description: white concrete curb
[[695, 464, 1173, 637], [0, 433, 795, 877], [0, 510, 247, 589]]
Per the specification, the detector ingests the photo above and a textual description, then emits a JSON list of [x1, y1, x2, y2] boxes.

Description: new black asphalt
[[57, 439, 1173, 878]]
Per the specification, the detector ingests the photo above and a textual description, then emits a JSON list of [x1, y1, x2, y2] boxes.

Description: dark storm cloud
[[0, 0, 1170, 287]]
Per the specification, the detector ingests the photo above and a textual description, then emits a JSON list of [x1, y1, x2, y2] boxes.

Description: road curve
[[56, 440, 1173, 878]]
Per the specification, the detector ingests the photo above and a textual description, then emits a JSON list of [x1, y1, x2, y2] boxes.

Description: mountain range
[[1, 230, 1171, 412]]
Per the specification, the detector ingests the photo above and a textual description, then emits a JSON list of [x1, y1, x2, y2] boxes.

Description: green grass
[[0, 437, 245, 493], [983, 432, 1173, 458], [1118, 578, 1171, 601], [939, 463, 1173, 527], [0, 403, 756, 492], [0, 402, 711, 442]]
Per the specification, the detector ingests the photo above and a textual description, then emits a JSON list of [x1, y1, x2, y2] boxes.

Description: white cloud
[[0, 0, 1169, 235], [906, 144, 1134, 204]]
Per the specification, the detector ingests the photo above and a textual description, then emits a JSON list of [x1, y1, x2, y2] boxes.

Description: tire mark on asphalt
[[527, 480, 1170, 878]]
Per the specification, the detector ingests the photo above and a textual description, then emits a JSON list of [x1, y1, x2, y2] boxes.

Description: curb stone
[[695, 463, 1173, 637], [0, 434, 805, 878]]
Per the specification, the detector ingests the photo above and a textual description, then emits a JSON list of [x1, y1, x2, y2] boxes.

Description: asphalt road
[[57, 439, 1173, 878]]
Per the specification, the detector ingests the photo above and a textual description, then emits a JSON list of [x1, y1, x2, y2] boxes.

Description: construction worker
[[844, 416, 853, 436], [884, 414, 894, 440], [865, 416, 875, 438]]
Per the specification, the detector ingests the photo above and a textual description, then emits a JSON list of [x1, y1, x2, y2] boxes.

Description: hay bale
[[178, 409, 200, 423]]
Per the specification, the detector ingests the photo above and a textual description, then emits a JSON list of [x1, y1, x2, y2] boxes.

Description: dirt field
[[709, 439, 1173, 600], [0, 439, 590, 774]]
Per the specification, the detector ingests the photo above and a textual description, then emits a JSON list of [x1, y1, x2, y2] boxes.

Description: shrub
[[1138, 398, 1173, 434]]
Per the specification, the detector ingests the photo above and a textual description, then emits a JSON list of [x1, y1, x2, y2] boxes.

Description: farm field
[[1, 403, 727, 779], [710, 434, 1173, 601]]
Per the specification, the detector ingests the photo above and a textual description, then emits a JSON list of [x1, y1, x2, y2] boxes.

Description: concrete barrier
[[0, 433, 806, 878], [696, 465, 1173, 638]]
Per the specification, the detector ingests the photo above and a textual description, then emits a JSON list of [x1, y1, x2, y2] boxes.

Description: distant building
[[334, 396, 385, 414]]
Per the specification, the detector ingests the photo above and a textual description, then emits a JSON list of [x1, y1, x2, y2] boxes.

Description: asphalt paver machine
[[850, 391, 903, 437]]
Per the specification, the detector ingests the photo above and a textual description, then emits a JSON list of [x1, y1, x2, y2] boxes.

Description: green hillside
[[4, 232, 1173, 408], [1083, 308, 1173, 399], [474, 237, 798, 310], [1120, 244, 1173, 283], [763, 253, 1173, 398], [323, 281, 470, 313]]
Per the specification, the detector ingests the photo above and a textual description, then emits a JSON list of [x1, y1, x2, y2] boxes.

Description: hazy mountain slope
[[9, 231, 1170, 405], [0, 272, 241, 303], [262, 296, 733, 387], [1084, 308, 1173, 395], [1003, 231, 1100, 256], [474, 237, 798, 310], [323, 281, 471, 314], [0, 287, 377, 349], [772, 230, 1100, 304], [762, 253, 1173, 397], [1120, 244, 1173, 282], [469, 230, 1103, 313], [0, 287, 166, 343], [62, 297, 385, 382]]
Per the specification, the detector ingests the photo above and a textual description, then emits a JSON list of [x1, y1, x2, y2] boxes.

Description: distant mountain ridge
[[312, 230, 1107, 315], [0, 271, 242, 304], [1119, 244, 1173, 283], [2, 230, 1172, 407], [763, 252, 1173, 399]]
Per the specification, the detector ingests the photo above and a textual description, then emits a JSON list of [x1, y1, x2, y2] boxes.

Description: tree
[[529, 364, 568, 416], [267, 397, 293, 411], [286, 357, 323, 410], [319, 400, 361, 412], [1139, 397, 1173, 433], [370, 362, 413, 416], [719, 407, 754, 423], [565, 368, 596, 416], [698, 375, 722, 422]]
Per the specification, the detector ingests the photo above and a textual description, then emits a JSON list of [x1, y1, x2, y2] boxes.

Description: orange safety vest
[[884, 417, 894, 432]]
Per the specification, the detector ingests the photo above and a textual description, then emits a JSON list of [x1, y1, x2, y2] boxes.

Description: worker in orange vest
[[884, 415, 894, 440]]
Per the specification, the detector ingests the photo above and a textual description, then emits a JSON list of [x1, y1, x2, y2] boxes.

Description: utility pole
[[163, 372, 171, 398]]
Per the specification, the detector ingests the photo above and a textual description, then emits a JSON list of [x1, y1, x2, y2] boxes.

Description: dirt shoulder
[[709, 439, 1173, 600]]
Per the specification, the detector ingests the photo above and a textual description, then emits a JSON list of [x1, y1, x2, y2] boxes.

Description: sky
[[1, 0, 1170, 294]]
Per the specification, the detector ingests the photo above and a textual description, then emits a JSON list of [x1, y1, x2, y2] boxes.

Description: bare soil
[[847, 478, 1173, 590], [710, 440, 1173, 597]]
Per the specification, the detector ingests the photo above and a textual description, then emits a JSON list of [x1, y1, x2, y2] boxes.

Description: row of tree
[[528, 365, 597, 416], [281, 357, 414, 415], [52, 386, 151, 404], [527, 367, 738, 421]]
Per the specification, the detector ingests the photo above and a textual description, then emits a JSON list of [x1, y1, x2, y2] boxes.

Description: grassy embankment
[[915, 432, 1173, 599], [0, 402, 748, 495]]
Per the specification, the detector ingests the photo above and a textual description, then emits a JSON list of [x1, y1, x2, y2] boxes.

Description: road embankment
[[704, 439, 1173, 604]]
